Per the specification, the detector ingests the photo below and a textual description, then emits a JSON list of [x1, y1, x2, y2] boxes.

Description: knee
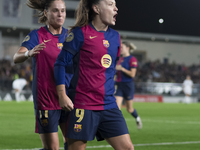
[[126, 108, 133, 113], [129, 143, 134, 150]]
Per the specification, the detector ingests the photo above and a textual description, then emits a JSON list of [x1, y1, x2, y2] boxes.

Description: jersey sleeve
[[54, 50, 74, 87], [21, 30, 39, 50], [62, 27, 84, 55], [54, 27, 84, 89], [129, 57, 137, 68]]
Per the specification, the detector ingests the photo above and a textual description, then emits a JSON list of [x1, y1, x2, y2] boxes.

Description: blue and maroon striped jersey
[[54, 23, 121, 110], [21, 26, 68, 110], [116, 55, 137, 82]]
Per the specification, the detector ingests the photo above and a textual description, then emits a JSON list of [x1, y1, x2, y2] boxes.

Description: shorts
[[67, 107, 129, 141], [115, 81, 135, 100], [35, 109, 70, 134]]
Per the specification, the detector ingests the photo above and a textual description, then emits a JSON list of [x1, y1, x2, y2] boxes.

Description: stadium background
[[1, 0, 200, 102]]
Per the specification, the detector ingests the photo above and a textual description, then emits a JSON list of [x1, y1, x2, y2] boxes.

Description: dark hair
[[69, 0, 101, 32], [26, 0, 62, 24]]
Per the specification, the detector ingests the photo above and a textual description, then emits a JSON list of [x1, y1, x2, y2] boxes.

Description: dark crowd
[[1, 58, 200, 91], [0, 58, 32, 91]]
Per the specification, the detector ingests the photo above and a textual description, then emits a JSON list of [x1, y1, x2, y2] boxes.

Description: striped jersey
[[54, 23, 121, 110], [21, 26, 68, 110], [116, 55, 137, 82]]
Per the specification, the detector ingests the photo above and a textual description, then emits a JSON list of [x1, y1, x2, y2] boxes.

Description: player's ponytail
[[69, 0, 101, 32], [26, 0, 56, 24], [122, 41, 137, 52]]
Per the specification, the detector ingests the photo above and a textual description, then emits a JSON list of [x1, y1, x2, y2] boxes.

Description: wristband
[[25, 51, 29, 57]]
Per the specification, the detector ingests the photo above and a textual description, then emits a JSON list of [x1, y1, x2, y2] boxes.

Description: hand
[[59, 95, 74, 111], [116, 65, 123, 71], [28, 42, 45, 57]]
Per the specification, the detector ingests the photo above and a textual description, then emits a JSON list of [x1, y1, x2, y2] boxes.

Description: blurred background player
[[13, 0, 69, 149], [12, 78, 28, 102], [182, 75, 193, 104], [115, 41, 142, 129], [54, 0, 134, 149]]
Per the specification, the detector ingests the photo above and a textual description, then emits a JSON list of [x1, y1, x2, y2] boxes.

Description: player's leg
[[39, 133, 59, 150], [98, 108, 134, 149], [59, 110, 70, 150], [125, 100, 142, 129], [68, 139, 87, 150], [115, 83, 124, 109], [35, 110, 62, 150], [106, 134, 134, 150], [115, 96, 123, 109], [15, 89, 20, 102]]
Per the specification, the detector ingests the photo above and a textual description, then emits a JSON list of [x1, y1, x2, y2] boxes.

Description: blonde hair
[[26, 0, 63, 24], [122, 41, 137, 51]]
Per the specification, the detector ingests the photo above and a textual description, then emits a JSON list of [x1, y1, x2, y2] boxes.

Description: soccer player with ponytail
[[13, 0, 69, 149], [54, 0, 134, 149]]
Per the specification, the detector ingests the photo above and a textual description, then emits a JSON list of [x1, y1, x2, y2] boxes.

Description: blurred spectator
[[12, 78, 28, 102], [0, 58, 32, 91]]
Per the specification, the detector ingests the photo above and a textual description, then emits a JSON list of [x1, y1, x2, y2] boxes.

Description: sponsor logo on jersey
[[89, 36, 97, 39], [101, 54, 112, 68], [57, 43, 63, 49], [103, 40, 110, 48], [65, 32, 74, 42], [74, 124, 82, 132], [22, 35, 30, 43], [132, 62, 137, 65]]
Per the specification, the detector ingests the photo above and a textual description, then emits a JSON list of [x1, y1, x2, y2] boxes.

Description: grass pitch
[[0, 101, 200, 150]]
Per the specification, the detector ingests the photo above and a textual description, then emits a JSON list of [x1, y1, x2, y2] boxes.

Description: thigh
[[106, 134, 134, 150], [98, 108, 129, 140], [68, 139, 87, 150], [59, 110, 70, 142], [39, 132, 59, 150], [115, 96, 124, 109], [67, 108, 100, 141]]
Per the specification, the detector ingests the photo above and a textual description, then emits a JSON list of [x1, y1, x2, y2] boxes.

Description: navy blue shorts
[[115, 81, 135, 100], [35, 109, 70, 134], [66, 107, 129, 141]]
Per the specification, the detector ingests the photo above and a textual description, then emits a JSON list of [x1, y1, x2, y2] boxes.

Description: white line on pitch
[[125, 118, 200, 124], [2, 141, 200, 150], [86, 141, 200, 149]]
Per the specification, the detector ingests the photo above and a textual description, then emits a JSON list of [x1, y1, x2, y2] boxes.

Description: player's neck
[[122, 53, 130, 57], [47, 25, 62, 35], [91, 20, 108, 31]]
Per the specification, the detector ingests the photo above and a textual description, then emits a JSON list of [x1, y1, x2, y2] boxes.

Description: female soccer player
[[54, 0, 134, 149], [115, 41, 142, 129], [13, 0, 69, 149]]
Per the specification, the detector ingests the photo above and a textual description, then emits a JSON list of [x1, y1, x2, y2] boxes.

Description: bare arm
[[116, 65, 137, 78], [56, 84, 74, 111], [13, 43, 46, 64]]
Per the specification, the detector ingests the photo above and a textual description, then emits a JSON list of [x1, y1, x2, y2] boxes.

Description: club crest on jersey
[[74, 124, 82, 132], [103, 40, 110, 48], [57, 43, 63, 49], [65, 32, 74, 42], [22, 35, 30, 43], [101, 54, 112, 68]]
